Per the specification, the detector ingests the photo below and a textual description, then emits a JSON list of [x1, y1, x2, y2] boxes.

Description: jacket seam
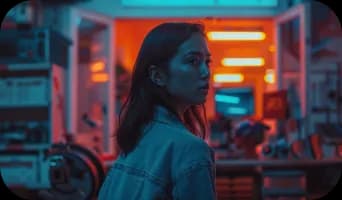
[[174, 160, 214, 184], [173, 161, 215, 198], [113, 163, 170, 189]]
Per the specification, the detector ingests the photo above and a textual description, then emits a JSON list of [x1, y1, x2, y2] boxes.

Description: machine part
[[81, 113, 98, 128], [0, 63, 66, 150], [0, 28, 71, 67], [66, 143, 105, 196], [276, 138, 290, 159], [0, 151, 51, 189], [0, 120, 49, 148], [48, 143, 105, 200], [261, 143, 276, 158], [0, 77, 49, 107], [262, 138, 290, 159], [234, 119, 269, 145]]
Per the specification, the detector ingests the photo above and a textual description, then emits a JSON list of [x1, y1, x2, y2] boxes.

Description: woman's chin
[[192, 97, 207, 105]]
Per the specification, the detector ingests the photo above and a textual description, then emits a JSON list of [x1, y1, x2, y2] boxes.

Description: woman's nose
[[200, 63, 210, 79]]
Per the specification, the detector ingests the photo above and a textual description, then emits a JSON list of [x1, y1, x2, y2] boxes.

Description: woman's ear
[[148, 65, 166, 87]]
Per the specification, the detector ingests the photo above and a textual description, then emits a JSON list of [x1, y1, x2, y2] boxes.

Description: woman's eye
[[189, 58, 200, 65]]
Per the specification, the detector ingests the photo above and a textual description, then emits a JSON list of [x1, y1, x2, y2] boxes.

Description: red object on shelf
[[263, 90, 288, 119]]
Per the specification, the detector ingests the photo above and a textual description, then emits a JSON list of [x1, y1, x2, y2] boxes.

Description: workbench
[[214, 158, 342, 200]]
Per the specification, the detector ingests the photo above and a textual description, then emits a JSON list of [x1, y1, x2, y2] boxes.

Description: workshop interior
[[0, 0, 342, 199]]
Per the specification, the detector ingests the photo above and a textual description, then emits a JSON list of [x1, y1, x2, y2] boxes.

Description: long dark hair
[[116, 22, 208, 155]]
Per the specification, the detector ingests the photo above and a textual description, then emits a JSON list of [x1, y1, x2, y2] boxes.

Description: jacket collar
[[152, 105, 185, 128]]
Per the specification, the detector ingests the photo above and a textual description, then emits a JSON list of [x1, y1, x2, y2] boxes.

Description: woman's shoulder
[[143, 121, 212, 158], [172, 130, 209, 151], [159, 125, 212, 163], [148, 121, 206, 144], [170, 132, 214, 179]]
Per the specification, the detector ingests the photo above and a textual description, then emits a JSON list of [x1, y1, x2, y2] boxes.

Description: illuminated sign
[[215, 94, 240, 104], [221, 57, 265, 67], [207, 31, 266, 41], [213, 74, 244, 83]]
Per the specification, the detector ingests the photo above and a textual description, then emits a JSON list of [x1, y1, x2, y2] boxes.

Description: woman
[[98, 22, 216, 200]]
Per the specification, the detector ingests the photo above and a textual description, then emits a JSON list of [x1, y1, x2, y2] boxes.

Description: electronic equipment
[[0, 28, 71, 67], [0, 62, 66, 150], [215, 87, 255, 117], [0, 62, 67, 189], [261, 138, 290, 159]]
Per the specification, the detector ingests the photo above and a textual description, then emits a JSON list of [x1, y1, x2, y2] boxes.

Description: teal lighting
[[122, 0, 214, 6], [215, 94, 240, 104], [227, 107, 247, 114], [122, 0, 278, 7], [217, 0, 277, 7]]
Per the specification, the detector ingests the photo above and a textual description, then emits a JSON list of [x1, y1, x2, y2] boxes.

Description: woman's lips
[[199, 87, 209, 94]]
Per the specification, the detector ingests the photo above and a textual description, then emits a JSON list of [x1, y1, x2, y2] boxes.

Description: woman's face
[[165, 32, 211, 107]]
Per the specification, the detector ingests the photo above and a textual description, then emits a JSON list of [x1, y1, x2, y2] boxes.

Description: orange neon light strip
[[221, 57, 265, 67], [213, 74, 244, 83], [207, 31, 266, 41], [91, 73, 109, 83], [90, 61, 105, 72]]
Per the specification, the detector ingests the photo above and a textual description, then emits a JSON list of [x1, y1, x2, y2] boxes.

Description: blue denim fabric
[[98, 106, 216, 200]]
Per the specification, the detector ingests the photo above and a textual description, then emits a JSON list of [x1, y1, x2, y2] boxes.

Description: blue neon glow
[[215, 94, 240, 104], [122, 0, 213, 6], [217, 0, 277, 6], [227, 107, 247, 114], [122, 0, 277, 6]]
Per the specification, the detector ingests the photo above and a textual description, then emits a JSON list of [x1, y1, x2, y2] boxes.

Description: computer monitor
[[214, 87, 255, 117]]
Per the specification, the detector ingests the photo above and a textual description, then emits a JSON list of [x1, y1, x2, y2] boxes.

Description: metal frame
[[274, 2, 311, 137], [69, 8, 115, 155]]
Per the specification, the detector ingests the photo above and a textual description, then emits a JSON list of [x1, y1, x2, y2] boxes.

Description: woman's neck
[[173, 104, 189, 122]]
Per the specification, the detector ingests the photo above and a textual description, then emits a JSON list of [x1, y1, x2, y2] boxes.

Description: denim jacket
[[98, 106, 216, 200]]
